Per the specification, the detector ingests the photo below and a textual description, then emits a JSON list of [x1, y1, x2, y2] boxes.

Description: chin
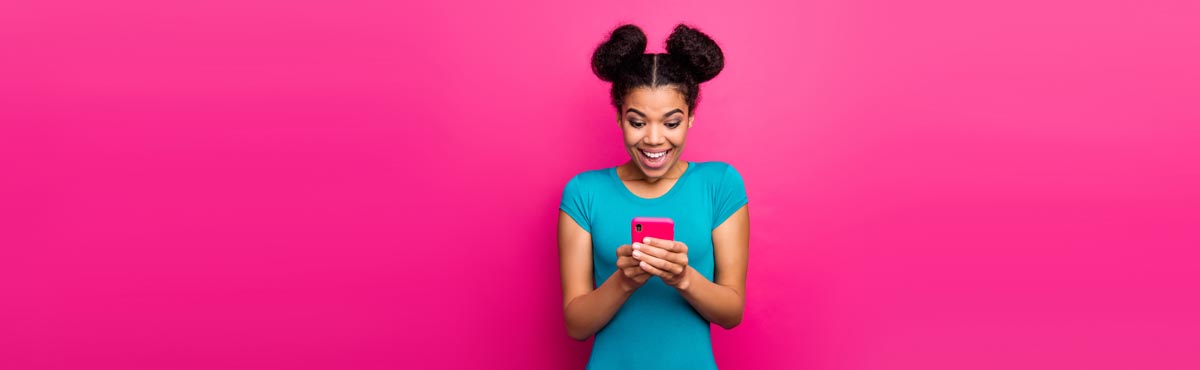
[[639, 160, 673, 177]]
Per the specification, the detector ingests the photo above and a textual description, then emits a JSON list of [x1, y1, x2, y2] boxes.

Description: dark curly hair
[[591, 23, 725, 116]]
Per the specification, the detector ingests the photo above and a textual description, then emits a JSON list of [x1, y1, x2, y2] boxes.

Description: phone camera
[[636, 224, 642, 232]]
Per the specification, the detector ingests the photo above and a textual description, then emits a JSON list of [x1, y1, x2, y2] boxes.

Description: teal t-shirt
[[559, 161, 748, 370]]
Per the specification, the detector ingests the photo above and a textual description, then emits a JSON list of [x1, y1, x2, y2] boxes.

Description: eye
[[666, 121, 681, 129], [629, 120, 645, 128]]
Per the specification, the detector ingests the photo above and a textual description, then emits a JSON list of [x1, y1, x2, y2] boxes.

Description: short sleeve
[[712, 164, 748, 229], [559, 175, 592, 233]]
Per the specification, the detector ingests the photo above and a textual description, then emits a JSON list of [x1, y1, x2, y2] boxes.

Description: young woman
[[558, 24, 750, 369]]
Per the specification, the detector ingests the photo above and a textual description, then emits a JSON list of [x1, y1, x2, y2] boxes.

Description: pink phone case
[[631, 217, 674, 244]]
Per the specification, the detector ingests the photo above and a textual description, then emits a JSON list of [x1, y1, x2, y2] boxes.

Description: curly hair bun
[[591, 24, 648, 82], [665, 24, 724, 83]]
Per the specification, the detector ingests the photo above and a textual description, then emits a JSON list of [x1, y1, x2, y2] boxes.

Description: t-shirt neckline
[[609, 161, 694, 202]]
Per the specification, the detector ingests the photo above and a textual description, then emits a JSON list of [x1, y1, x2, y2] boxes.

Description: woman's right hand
[[616, 244, 651, 292]]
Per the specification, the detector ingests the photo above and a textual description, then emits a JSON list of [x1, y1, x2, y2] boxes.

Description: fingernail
[[632, 243, 641, 250], [632, 250, 642, 258], [643, 237, 651, 243]]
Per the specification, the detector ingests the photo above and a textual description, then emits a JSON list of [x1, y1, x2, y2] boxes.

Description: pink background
[[3, 0, 1198, 369]]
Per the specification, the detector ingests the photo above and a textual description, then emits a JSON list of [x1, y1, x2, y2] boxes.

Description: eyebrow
[[625, 108, 684, 119]]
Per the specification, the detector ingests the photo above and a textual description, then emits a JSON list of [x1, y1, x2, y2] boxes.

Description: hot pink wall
[[3, 0, 1198, 369]]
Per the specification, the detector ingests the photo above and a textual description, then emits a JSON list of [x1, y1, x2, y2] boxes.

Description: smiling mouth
[[638, 148, 671, 168]]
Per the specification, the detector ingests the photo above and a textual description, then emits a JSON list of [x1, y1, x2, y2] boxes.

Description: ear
[[687, 115, 694, 129]]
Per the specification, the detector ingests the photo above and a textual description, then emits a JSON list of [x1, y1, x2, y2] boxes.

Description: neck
[[620, 160, 687, 183]]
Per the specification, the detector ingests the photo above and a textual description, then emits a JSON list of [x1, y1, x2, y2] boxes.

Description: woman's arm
[[679, 204, 749, 329], [633, 204, 749, 329], [559, 210, 648, 340]]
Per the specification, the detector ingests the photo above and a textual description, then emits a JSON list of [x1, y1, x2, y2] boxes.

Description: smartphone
[[631, 217, 674, 244]]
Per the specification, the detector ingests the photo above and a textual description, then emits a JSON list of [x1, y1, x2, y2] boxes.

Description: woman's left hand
[[632, 237, 692, 291]]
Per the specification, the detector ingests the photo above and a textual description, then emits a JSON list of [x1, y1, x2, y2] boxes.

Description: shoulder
[[562, 167, 613, 194], [565, 167, 611, 185], [688, 161, 747, 202], [688, 161, 742, 181]]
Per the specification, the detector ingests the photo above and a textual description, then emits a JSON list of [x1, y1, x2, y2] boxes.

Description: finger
[[633, 250, 684, 275], [623, 266, 648, 279], [634, 243, 686, 266], [617, 256, 641, 268], [617, 258, 632, 268], [633, 272, 650, 284], [638, 260, 674, 280], [641, 237, 681, 252], [616, 244, 633, 256]]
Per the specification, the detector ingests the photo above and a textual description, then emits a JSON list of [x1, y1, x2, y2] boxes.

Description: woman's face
[[619, 86, 694, 180]]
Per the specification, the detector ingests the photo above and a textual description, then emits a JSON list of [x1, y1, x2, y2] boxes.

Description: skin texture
[[559, 86, 750, 341]]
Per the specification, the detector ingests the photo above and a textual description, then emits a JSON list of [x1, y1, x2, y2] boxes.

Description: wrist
[[675, 266, 695, 293], [613, 271, 637, 294]]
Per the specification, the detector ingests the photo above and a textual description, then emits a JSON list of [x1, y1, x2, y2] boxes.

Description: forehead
[[623, 86, 687, 114]]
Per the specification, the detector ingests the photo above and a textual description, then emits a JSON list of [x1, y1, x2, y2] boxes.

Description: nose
[[644, 123, 666, 145]]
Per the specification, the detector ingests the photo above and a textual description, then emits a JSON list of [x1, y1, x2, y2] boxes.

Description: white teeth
[[642, 150, 667, 159]]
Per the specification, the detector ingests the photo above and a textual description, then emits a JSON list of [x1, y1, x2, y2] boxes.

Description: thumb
[[616, 244, 633, 256]]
